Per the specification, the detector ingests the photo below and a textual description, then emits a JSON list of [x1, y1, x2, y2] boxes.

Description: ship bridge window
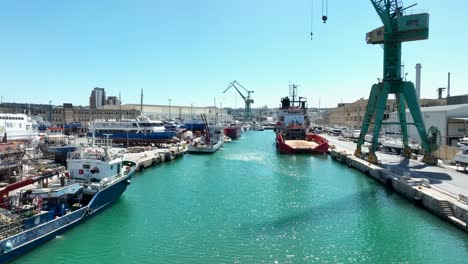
[[132, 123, 137, 127], [83, 164, 91, 169]]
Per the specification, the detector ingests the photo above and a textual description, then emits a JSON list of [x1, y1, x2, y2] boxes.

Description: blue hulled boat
[[88, 116, 177, 145]]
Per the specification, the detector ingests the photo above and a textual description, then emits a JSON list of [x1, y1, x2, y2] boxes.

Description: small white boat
[[224, 135, 232, 143], [253, 125, 264, 131], [454, 145, 468, 167], [457, 137, 468, 148], [380, 137, 421, 153], [187, 114, 224, 154], [30, 182, 83, 199], [187, 137, 223, 153]]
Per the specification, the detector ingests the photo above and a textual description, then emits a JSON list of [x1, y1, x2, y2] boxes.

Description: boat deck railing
[[0, 198, 50, 240]]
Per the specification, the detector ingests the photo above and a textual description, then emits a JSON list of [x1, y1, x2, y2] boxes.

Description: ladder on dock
[[439, 200, 467, 228]]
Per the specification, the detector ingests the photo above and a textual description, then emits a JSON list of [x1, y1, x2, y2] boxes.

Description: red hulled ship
[[224, 123, 241, 140], [275, 84, 329, 154]]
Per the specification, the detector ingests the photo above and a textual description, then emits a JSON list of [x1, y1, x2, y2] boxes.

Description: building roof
[[416, 104, 468, 112]]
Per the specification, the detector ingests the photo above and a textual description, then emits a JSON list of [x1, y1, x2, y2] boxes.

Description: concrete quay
[[123, 144, 186, 171], [323, 134, 468, 232]]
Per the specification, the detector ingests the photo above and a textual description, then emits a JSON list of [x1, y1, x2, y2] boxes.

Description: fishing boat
[[187, 114, 224, 153], [181, 118, 206, 132], [275, 84, 329, 154], [0, 142, 137, 263], [88, 116, 177, 145], [40, 128, 77, 164], [224, 123, 241, 140]]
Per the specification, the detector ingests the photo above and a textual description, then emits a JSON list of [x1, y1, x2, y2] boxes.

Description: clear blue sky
[[0, 1, 466, 109]]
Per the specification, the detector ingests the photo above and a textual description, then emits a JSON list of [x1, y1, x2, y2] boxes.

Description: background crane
[[223, 80, 254, 123], [351, 0, 438, 164]]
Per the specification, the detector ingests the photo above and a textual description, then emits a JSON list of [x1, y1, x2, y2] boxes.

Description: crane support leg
[[396, 93, 412, 158], [355, 83, 381, 157], [367, 83, 390, 163], [400, 82, 437, 164], [401, 82, 429, 151]]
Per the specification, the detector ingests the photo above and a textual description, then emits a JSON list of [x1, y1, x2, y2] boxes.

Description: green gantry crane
[[354, 0, 437, 164], [224, 80, 254, 123]]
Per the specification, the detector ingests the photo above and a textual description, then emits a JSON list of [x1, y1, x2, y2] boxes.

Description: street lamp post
[[190, 104, 193, 131], [168, 99, 172, 119], [49, 100, 53, 124]]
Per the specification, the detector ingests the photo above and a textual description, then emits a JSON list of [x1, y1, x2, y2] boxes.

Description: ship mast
[[140, 88, 143, 117]]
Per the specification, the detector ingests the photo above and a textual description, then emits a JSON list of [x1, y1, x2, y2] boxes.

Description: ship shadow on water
[[237, 191, 372, 231], [235, 183, 455, 236]]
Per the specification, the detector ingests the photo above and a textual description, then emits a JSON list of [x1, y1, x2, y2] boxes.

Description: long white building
[[386, 104, 468, 146]]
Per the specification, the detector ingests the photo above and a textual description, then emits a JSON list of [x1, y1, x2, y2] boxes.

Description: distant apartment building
[[105, 96, 120, 106], [89, 87, 106, 109]]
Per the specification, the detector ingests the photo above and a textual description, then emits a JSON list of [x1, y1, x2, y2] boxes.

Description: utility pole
[[140, 89, 143, 116], [168, 99, 172, 119], [190, 104, 193, 131]]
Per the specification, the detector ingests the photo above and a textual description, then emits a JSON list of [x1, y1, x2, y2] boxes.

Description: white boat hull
[[187, 140, 223, 153], [454, 148, 468, 165]]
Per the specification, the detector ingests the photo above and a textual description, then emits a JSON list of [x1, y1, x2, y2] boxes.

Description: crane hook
[[321, 0, 328, 23], [322, 15, 328, 23]]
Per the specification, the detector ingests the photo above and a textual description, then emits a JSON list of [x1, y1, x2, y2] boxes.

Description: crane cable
[[310, 0, 314, 40], [322, 0, 328, 23], [310, 0, 328, 40]]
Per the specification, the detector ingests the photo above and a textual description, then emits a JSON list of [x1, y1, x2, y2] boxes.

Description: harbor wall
[[330, 149, 468, 232]]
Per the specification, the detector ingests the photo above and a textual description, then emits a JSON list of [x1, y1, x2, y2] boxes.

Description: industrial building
[[387, 104, 468, 146], [323, 97, 446, 127], [0, 102, 140, 127]]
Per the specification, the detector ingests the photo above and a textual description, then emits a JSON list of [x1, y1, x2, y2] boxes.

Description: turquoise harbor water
[[14, 131, 468, 263]]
